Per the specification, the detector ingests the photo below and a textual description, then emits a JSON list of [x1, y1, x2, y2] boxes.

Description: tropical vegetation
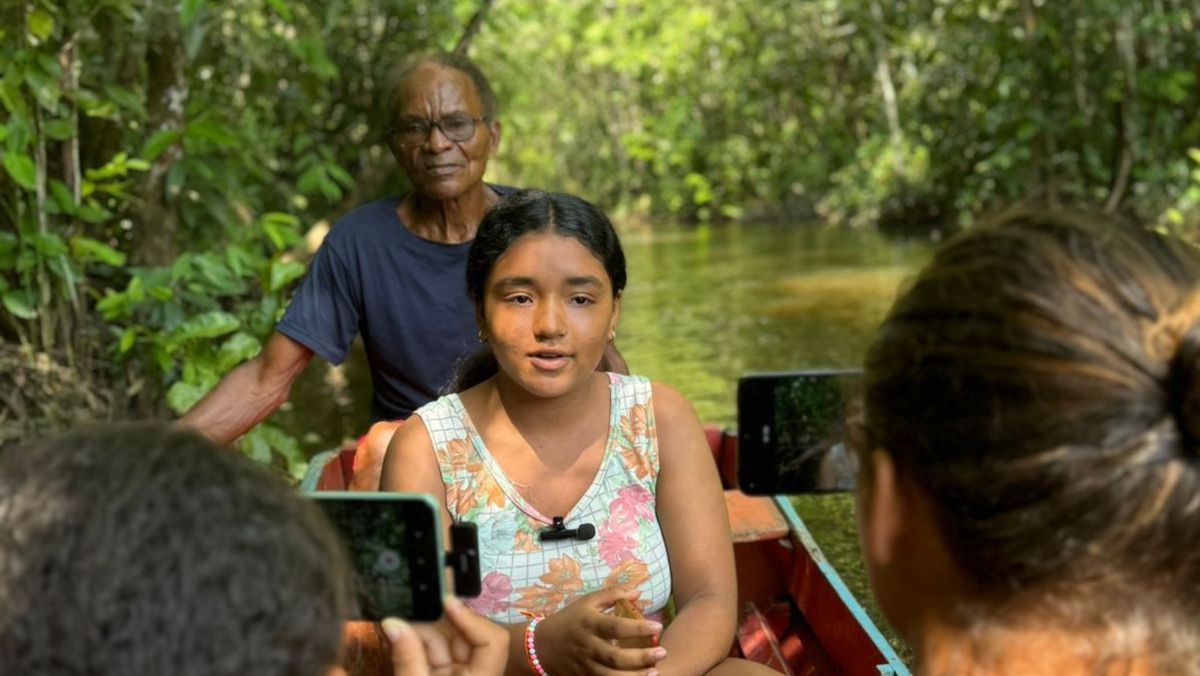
[[3, 0, 1200, 474]]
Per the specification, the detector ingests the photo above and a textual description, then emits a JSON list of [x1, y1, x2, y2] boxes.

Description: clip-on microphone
[[538, 516, 596, 542]]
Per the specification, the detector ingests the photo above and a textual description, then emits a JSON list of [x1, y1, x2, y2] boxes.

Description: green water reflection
[[619, 222, 927, 424]]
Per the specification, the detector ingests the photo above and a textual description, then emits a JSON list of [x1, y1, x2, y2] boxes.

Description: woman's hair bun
[[1168, 321, 1200, 461]]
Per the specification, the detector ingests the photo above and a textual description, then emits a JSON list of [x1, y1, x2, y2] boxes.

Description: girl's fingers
[[594, 613, 662, 640], [586, 635, 668, 670], [588, 656, 664, 676], [583, 585, 641, 611]]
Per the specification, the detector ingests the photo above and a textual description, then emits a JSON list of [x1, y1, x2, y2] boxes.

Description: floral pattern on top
[[414, 373, 672, 624]]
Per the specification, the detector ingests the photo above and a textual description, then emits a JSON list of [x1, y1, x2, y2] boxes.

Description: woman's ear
[[859, 449, 905, 569], [857, 448, 966, 639]]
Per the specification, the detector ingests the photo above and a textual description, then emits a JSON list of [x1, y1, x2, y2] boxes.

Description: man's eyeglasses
[[392, 114, 489, 147]]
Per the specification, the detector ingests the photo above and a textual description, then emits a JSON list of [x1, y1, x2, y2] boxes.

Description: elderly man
[[181, 54, 512, 444]]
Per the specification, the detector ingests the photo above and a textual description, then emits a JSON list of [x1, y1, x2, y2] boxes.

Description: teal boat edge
[[300, 449, 338, 492], [773, 496, 910, 676]]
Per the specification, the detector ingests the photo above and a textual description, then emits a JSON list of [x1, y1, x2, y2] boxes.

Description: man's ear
[[487, 120, 501, 158], [861, 449, 906, 568]]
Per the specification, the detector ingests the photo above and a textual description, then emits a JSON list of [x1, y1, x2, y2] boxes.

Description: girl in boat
[[382, 189, 767, 675], [855, 210, 1200, 674]]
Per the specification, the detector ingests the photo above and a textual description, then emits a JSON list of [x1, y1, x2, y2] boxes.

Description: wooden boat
[[302, 425, 909, 676]]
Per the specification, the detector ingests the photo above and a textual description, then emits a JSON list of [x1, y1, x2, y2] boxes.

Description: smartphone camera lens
[[374, 549, 402, 574]]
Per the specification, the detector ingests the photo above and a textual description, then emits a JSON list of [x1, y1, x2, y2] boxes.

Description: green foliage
[[478, 0, 1200, 228], [0, 0, 468, 473], [92, 210, 311, 472], [4, 0, 1200, 471]]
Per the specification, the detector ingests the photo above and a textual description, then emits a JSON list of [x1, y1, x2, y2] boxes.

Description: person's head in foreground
[[857, 210, 1200, 674], [0, 423, 352, 676], [0, 423, 507, 676]]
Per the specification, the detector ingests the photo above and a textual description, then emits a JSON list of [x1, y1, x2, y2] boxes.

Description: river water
[[278, 222, 929, 656]]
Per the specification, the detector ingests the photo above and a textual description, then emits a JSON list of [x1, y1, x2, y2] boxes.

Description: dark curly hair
[[0, 422, 353, 676], [862, 210, 1200, 666]]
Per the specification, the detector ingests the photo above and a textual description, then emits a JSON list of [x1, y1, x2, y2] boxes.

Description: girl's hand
[[383, 596, 509, 676], [535, 587, 667, 676]]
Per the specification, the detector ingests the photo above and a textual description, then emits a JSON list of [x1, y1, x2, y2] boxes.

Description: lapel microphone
[[538, 516, 596, 542]]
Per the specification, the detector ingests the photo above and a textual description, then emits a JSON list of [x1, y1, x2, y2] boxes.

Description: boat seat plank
[[725, 490, 790, 543]]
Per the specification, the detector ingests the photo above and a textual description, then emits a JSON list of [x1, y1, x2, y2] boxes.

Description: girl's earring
[[608, 330, 617, 343], [477, 329, 488, 342]]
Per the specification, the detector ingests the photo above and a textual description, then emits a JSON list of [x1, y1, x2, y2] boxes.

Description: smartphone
[[737, 370, 862, 495], [310, 492, 446, 621]]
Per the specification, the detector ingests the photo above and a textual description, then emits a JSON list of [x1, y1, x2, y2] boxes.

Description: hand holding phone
[[382, 596, 508, 676], [310, 492, 480, 621]]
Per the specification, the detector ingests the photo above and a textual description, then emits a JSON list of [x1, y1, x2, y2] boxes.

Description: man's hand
[[383, 597, 508, 676], [177, 332, 313, 444]]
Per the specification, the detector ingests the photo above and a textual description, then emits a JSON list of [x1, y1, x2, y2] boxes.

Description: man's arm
[[177, 332, 314, 445]]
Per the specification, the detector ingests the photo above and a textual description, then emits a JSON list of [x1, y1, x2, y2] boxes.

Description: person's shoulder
[[413, 392, 458, 418], [608, 373, 695, 422], [387, 414, 432, 453], [324, 195, 402, 244], [648, 381, 694, 420]]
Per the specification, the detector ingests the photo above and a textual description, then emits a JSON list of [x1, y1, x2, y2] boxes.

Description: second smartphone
[[737, 369, 862, 495], [310, 492, 448, 621]]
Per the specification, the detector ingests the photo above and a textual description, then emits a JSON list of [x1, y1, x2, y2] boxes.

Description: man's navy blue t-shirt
[[277, 187, 514, 422]]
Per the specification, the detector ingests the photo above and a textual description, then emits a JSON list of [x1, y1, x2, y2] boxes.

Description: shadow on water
[[278, 221, 930, 659]]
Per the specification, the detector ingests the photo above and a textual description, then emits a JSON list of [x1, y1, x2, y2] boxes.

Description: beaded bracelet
[[523, 613, 549, 676]]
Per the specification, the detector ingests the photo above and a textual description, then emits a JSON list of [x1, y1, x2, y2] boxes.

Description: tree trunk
[[1021, 0, 1059, 205], [1069, 3, 1093, 128], [34, 102, 54, 354], [1193, 0, 1200, 53], [870, 0, 904, 177], [1105, 10, 1138, 213], [133, 2, 187, 266], [453, 0, 495, 57]]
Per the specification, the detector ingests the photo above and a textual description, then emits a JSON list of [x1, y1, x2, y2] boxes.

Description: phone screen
[[311, 492, 445, 621], [737, 370, 862, 495]]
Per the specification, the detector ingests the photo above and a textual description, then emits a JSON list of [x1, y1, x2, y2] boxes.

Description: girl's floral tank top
[[414, 373, 672, 624]]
